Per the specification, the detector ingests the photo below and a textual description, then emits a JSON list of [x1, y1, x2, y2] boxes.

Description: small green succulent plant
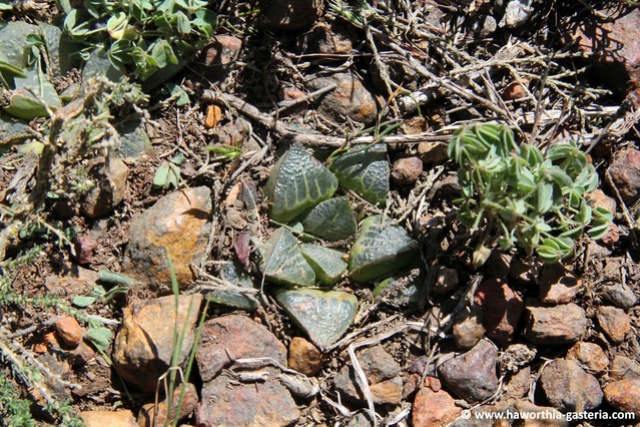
[[448, 123, 612, 265]]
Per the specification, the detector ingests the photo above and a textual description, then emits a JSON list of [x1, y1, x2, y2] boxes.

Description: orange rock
[[412, 385, 462, 427], [288, 337, 324, 376], [122, 187, 212, 291], [80, 410, 137, 427], [55, 316, 83, 348]]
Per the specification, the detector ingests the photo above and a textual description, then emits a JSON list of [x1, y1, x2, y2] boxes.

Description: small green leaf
[[329, 143, 389, 206], [85, 327, 113, 352], [265, 145, 338, 223], [72, 296, 96, 307]]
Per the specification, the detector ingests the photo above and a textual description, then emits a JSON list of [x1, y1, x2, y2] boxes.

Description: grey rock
[[602, 283, 637, 310], [334, 345, 403, 405]]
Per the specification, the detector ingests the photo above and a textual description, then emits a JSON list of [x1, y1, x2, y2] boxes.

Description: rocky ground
[[2, 0, 640, 426]]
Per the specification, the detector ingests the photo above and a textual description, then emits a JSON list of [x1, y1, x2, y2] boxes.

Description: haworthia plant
[[296, 197, 357, 241], [275, 288, 358, 349], [300, 244, 347, 286], [329, 143, 389, 206], [261, 227, 316, 287], [265, 145, 338, 223], [349, 215, 419, 283]]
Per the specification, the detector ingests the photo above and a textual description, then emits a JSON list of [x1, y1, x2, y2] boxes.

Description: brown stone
[[412, 385, 462, 427], [334, 345, 403, 405], [417, 141, 448, 164], [122, 187, 212, 291], [539, 359, 603, 412], [297, 22, 352, 54], [610, 355, 640, 381], [604, 379, 640, 417], [201, 35, 242, 80], [596, 305, 630, 343], [307, 73, 378, 125], [538, 263, 582, 304], [288, 337, 323, 376], [474, 278, 524, 345], [565, 342, 609, 375], [437, 339, 499, 402], [112, 294, 203, 392], [586, 188, 617, 213], [196, 315, 287, 383], [80, 410, 137, 427], [196, 375, 299, 427], [391, 156, 423, 186], [609, 148, 640, 205], [81, 156, 129, 219], [452, 304, 486, 350], [74, 234, 98, 265], [55, 316, 83, 348], [503, 366, 531, 400], [524, 299, 587, 345], [138, 383, 198, 427], [573, 7, 640, 106]]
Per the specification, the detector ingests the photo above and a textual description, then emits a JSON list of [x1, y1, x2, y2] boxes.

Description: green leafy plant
[[448, 123, 612, 265], [60, 0, 217, 80], [153, 153, 184, 189]]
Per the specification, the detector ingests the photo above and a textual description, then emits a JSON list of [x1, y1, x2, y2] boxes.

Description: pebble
[[257, 0, 324, 31], [297, 22, 352, 54], [112, 294, 203, 392], [610, 355, 640, 381], [391, 156, 423, 186], [474, 279, 523, 345], [503, 366, 531, 400], [412, 380, 462, 427], [565, 342, 609, 375], [596, 305, 630, 343], [417, 141, 448, 164], [73, 233, 98, 265], [200, 35, 242, 81], [288, 337, 324, 376], [196, 374, 300, 426], [80, 410, 137, 427], [432, 266, 459, 296], [452, 304, 486, 350], [509, 258, 539, 286], [196, 315, 287, 383], [122, 186, 212, 291], [604, 379, 640, 417], [138, 383, 198, 427], [55, 316, 83, 348], [539, 359, 603, 412], [523, 299, 587, 345], [306, 73, 378, 125], [437, 339, 498, 402], [587, 188, 617, 213], [81, 156, 129, 219], [608, 148, 640, 204], [502, 79, 527, 100], [602, 283, 637, 310], [538, 263, 581, 304], [69, 340, 96, 367], [334, 345, 403, 405]]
